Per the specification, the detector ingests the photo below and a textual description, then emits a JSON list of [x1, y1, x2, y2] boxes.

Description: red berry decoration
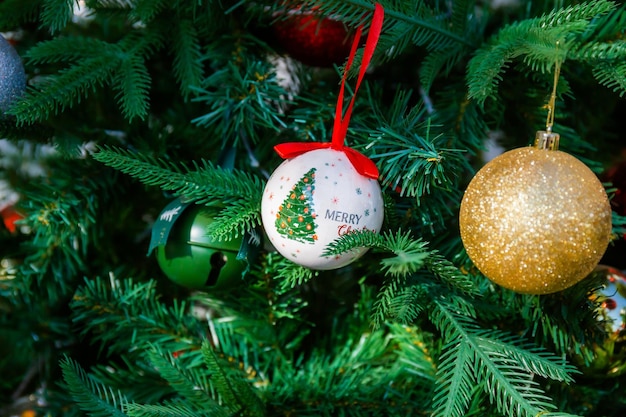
[[272, 8, 354, 67]]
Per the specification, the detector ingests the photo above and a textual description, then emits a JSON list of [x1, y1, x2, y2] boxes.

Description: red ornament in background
[[1, 205, 23, 233], [271, 7, 354, 67]]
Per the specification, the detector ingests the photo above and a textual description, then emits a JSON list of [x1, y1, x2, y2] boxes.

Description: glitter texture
[[0, 35, 26, 114], [459, 147, 612, 295]]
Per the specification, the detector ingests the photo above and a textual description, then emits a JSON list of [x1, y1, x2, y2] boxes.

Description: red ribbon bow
[[274, 3, 385, 180]]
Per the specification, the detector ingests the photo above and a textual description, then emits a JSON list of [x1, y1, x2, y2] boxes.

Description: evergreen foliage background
[[1, 0, 626, 416]]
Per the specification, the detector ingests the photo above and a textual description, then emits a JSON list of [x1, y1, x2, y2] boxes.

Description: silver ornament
[[0, 35, 26, 114]]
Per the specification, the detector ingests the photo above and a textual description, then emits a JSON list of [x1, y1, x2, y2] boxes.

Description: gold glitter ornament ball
[[459, 146, 612, 295]]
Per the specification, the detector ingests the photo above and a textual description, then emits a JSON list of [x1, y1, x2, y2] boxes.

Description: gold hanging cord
[[535, 48, 562, 151], [545, 58, 562, 134]]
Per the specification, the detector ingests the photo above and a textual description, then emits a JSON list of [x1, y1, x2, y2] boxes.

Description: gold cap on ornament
[[534, 130, 560, 150]]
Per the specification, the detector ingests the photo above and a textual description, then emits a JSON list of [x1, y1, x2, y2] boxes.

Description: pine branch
[[378, 231, 430, 277], [59, 356, 129, 417], [25, 36, 115, 64], [592, 61, 626, 97], [370, 125, 464, 199], [200, 343, 240, 411], [425, 253, 480, 297], [569, 40, 626, 62], [10, 53, 119, 123], [173, 163, 265, 212], [201, 341, 265, 417], [265, 320, 434, 415], [362, 87, 467, 200], [113, 54, 151, 121], [13, 160, 109, 304], [428, 296, 479, 341], [429, 300, 580, 417], [387, 322, 438, 383], [126, 400, 217, 417], [131, 0, 169, 23], [449, 0, 474, 36], [71, 277, 206, 354], [191, 58, 289, 144], [325, 230, 478, 296], [324, 229, 434, 279], [431, 338, 476, 417], [580, 1, 626, 40], [171, 18, 204, 99], [40, 0, 73, 34], [92, 147, 265, 211], [92, 146, 187, 189], [205, 200, 262, 241], [538, 0, 616, 27], [269, 253, 317, 290], [88, 357, 175, 405], [192, 256, 312, 365], [472, 346, 557, 417], [517, 273, 609, 364], [146, 347, 224, 412], [371, 275, 428, 327], [10, 28, 162, 123], [467, 0, 617, 105], [473, 329, 576, 383]]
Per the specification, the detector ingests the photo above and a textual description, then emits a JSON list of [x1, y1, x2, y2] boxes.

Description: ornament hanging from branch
[[261, 4, 385, 270], [459, 59, 613, 295], [0, 34, 26, 115], [149, 199, 246, 290]]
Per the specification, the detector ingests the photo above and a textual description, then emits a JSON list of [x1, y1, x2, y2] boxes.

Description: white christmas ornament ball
[[261, 148, 384, 270]]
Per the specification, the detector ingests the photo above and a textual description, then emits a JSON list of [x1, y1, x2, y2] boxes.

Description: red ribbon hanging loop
[[274, 3, 385, 180]]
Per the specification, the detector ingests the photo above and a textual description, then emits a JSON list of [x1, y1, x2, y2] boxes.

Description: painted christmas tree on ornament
[[261, 4, 386, 270], [274, 168, 318, 244]]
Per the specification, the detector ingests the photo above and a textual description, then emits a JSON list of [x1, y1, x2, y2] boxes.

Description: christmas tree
[[275, 167, 318, 244], [2, 0, 626, 416]]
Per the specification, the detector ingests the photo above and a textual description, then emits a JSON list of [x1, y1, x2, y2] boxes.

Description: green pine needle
[[201, 341, 265, 417], [592, 62, 626, 97], [467, 0, 618, 105], [146, 347, 222, 411], [430, 300, 580, 417], [432, 339, 476, 417], [171, 19, 204, 99], [130, 0, 169, 23], [40, 0, 73, 33], [266, 253, 317, 290], [113, 55, 151, 122], [94, 145, 265, 241], [60, 356, 129, 417], [93, 146, 264, 209], [70, 276, 205, 355], [25, 36, 115, 65], [10, 53, 119, 123], [125, 400, 219, 417]]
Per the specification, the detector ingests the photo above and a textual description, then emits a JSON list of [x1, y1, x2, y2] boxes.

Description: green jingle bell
[[155, 203, 244, 289]]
